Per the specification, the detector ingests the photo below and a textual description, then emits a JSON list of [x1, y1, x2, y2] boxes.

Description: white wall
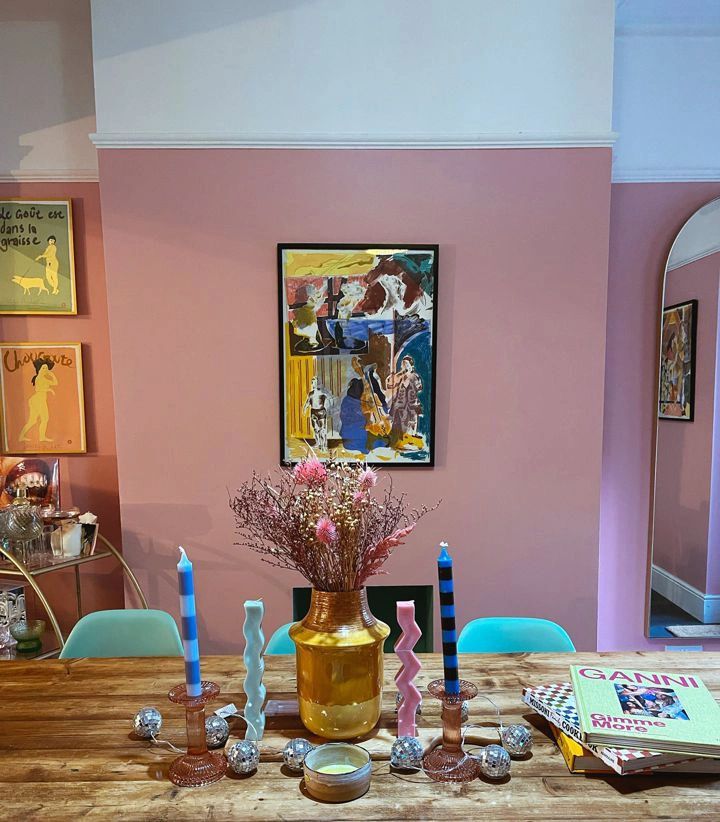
[[0, 0, 97, 180], [613, 0, 720, 181], [90, 0, 615, 147]]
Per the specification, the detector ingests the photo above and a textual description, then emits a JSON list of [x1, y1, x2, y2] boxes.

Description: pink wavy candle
[[394, 600, 422, 738]]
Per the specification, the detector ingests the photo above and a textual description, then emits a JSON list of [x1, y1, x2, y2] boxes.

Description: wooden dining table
[[2, 652, 720, 820]]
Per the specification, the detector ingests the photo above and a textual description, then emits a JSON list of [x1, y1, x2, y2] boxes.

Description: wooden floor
[[1, 652, 719, 820]]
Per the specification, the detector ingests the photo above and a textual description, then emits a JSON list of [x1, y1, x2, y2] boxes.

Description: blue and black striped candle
[[437, 542, 460, 695], [177, 546, 202, 697]]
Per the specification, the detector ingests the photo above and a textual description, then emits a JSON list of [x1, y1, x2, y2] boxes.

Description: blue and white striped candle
[[437, 542, 460, 696], [177, 546, 202, 698]]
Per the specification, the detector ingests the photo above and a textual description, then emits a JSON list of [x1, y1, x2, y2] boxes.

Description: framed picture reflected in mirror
[[659, 299, 697, 421]]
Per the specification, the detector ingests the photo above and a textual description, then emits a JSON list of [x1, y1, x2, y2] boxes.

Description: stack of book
[[522, 665, 720, 775]]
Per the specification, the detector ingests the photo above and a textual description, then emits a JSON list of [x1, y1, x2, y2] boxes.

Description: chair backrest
[[265, 622, 295, 655], [59, 609, 184, 659], [292, 585, 434, 652], [457, 617, 576, 653]]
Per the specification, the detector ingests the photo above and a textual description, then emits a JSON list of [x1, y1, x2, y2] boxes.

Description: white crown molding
[[651, 565, 720, 623], [617, 24, 720, 38], [667, 242, 720, 272], [90, 131, 618, 150], [0, 169, 98, 183], [612, 168, 720, 183]]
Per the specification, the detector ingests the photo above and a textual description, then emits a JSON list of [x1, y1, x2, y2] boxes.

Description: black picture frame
[[277, 243, 439, 467], [659, 299, 698, 422]]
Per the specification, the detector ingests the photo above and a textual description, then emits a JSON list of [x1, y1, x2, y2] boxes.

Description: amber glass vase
[[289, 588, 390, 740]]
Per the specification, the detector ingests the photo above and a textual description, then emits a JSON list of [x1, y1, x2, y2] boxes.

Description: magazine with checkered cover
[[571, 666, 720, 756], [522, 682, 696, 774]]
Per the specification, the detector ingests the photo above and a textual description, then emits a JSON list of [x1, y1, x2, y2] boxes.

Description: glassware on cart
[[40, 508, 82, 558], [0, 488, 45, 564]]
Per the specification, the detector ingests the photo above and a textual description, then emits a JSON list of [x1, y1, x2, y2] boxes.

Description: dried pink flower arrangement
[[230, 459, 436, 591]]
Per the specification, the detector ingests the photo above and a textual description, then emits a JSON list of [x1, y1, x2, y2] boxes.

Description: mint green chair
[[59, 609, 183, 658], [457, 617, 576, 653], [265, 622, 295, 654]]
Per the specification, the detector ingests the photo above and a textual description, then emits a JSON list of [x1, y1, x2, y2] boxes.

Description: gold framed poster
[[0, 199, 77, 314], [0, 343, 86, 454]]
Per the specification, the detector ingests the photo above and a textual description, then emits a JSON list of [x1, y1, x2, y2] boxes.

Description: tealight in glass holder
[[422, 679, 479, 783], [167, 681, 227, 787]]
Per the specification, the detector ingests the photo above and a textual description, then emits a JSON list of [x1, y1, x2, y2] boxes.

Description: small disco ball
[[460, 701, 469, 724], [205, 715, 230, 749], [501, 723, 533, 757], [282, 738, 314, 772], [478, 744, 511, 780], [133, 707, 162, 739], [390, 736, 424, 771], [394, 692, 422, 715], [226, 740, 260, 775]]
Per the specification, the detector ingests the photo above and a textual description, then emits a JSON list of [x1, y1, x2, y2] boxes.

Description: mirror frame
[[644, 196, 720, 637]]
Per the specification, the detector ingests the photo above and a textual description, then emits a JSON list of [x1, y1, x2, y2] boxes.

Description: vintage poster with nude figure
[[0, 200, 77, 314], [0, 343, 86, 455], [278, 245, 438, 466]]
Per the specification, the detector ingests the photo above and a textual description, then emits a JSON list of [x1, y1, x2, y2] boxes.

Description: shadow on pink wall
[[600, 182, 720, 650], [99, 148, 611, 653]]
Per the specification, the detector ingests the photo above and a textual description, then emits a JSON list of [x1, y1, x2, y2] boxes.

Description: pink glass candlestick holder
[[167, 681, 227, 787], [422, 679, 478, 783]]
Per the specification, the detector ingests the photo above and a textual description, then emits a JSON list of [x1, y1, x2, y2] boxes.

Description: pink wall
[[0, 182, 123, 634], [599, 182, 720, 650], [654, 254, 720, 592], [98, 148, 611, 652]]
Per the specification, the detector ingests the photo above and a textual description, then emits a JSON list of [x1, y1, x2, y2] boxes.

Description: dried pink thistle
[[352, 490, 367, 507], [358, 468, 378, 491], [293, 457, 327, 486], [315, 516, 337, 545]]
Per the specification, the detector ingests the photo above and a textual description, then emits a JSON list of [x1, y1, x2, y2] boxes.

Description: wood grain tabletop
[[1, 652, 719, 820]]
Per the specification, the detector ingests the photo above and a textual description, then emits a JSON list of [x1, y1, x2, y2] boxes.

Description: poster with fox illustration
[[0, 200, 77, 314], [278, 244, 438, 466], [0, 343, 86, 455]]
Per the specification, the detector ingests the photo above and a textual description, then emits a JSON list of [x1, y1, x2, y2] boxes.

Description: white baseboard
[[651, 565, 720, 623]]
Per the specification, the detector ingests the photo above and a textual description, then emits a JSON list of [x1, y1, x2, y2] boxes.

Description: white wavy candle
[[242, 600, 266, 741]]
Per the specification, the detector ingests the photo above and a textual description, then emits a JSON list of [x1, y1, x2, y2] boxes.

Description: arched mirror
[[648, 197, 720, 639]]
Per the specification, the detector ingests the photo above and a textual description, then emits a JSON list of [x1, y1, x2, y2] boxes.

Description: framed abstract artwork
[[0, 456, 60, 509], [0, 199, 77, 314], [278, 244, 438, 466], [659, 299, 697, 421], [0, 343, 87, 454]]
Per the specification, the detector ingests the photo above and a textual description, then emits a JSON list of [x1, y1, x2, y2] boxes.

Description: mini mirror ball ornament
[[226, 740, 260, 775], [205, 715, 230, 749], [282, 738, 315, 772], [390, 736, 424, 771], [501, 724, 533, 757], [133, 707, 162, 739], [478, 744, 511, 780]]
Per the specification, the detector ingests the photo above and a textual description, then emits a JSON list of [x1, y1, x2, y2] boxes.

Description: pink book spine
[[394, 600, 422, 738]]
